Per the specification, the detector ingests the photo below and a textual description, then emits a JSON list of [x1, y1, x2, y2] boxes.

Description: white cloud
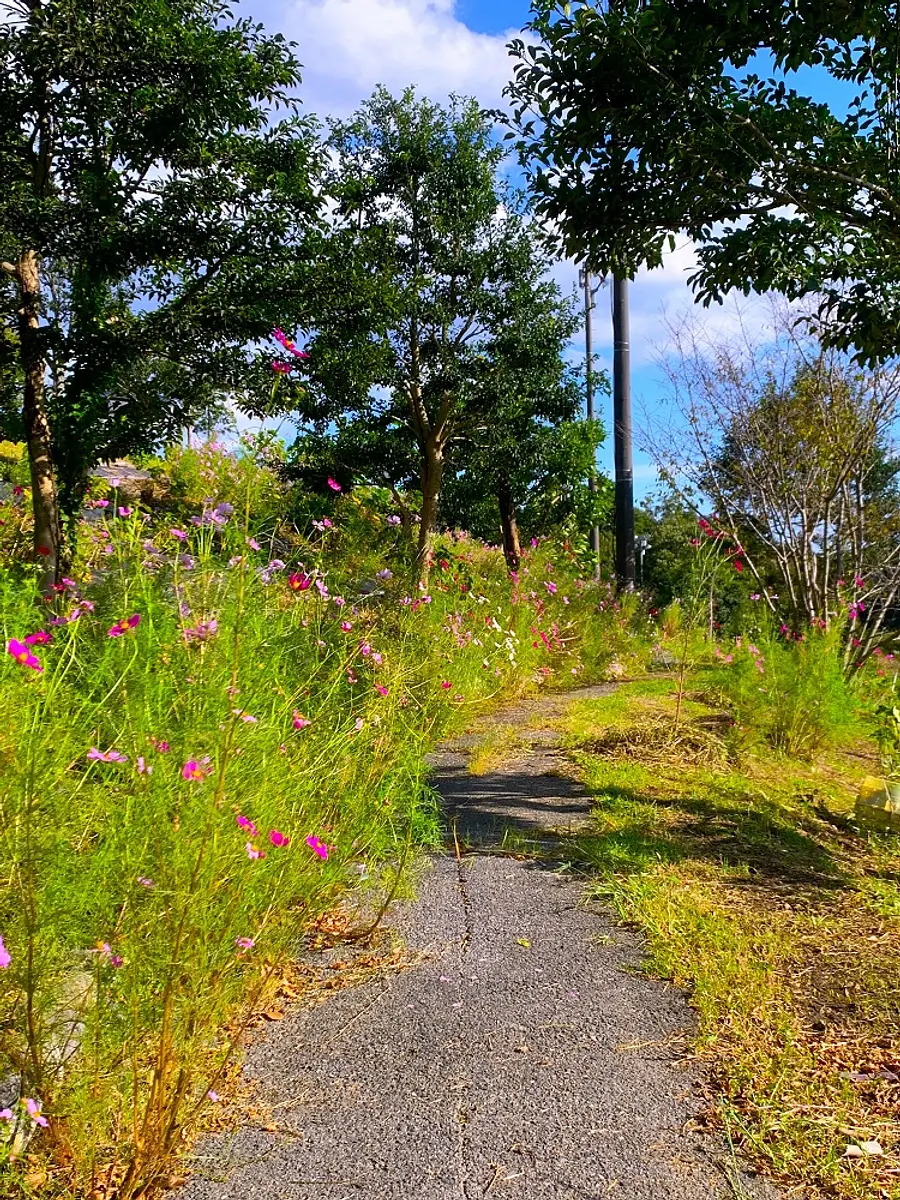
[[275, 0, 515, 117]]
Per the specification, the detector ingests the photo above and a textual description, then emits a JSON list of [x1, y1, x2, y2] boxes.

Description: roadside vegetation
[[564, 657, 900, 1200]]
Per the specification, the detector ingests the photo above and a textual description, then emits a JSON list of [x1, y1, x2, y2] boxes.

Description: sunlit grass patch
[[566, 677, 900, 1200]]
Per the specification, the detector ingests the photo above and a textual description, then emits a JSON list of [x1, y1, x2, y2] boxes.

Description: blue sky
[[246, 0, 846, 502]]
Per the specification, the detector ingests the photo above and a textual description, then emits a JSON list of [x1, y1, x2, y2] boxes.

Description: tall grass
[[0, 450, 619, 1193]]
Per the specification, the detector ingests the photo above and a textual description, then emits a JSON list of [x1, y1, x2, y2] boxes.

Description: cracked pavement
[[179, 686, 780, 1200]]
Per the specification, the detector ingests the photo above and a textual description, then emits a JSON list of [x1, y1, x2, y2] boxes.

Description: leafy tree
[[291, 88, 585, 580], [0, 0, 322, 587], [507, 0, 900, 363], [646, 305, 900, 660], [441, 407, 606, 570]]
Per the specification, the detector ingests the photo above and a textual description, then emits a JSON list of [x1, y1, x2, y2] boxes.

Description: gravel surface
[[179, 686, 780, 1200]]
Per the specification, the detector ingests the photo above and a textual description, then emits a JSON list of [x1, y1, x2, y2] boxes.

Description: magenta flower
[[246, 537, 261, 551], [87, 747, 128, 763], [182, 759, 210, 781], [353, 717, 364, 733], [207, 1090, 221, 1103], [340, 621, 353, 632], [386, 514, 401, 527], [24, 630, 52, 646], [117, 506, 133, 517], [292, 711, 311, 730], [235, 936, 255, 951], [7, 638, 42, 671], [544, 581, 557, 594], [24, 1098, 48, 1128], [0, 1108, 12, 1120], [854, 574, 864, 587], [375, 684, 388, 696], [373, 652, 383, 665], [327, 477, 342, 492], [151, 738, 170, 753], [305, 835, 329, 861], [170, 528, 188, 541], [245, 842, 265, 861], [272, 328, 310, 359], [288, 571, 312, 592], [271, 359, 292, 374], [440, 680, 452, 690], [97, 942, 124, 967], [0, 934, 10, 969], [108, 613, 140, 638], [269, 829, 291, 847], [236, 814, 258, 837], [135, 756, 152, 775]]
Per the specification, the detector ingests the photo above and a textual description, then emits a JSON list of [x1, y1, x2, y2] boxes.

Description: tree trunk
[[497, 476, 521, 571], [16, 249, 61, 593], [416, 441, 443, 585]]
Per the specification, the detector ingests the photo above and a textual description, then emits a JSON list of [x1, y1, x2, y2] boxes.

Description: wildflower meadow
[[0, 442, 631, 1194]]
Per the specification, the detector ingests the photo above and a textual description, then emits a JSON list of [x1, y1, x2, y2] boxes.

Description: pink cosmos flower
[[182, 759, 210, 781], [306, 835, 329, 860], [340, 621, 353, 632], [24, 1098, 48, 1127], [346, 667, 358, 683], [359, 641, 372, 656], [854, 575, 864, 587], [0, 1108, 12, 1120], [292, 711, 311, 730], [137, 877, 155, 888], [544, 581, 557, 594], [372, 652, 383, 665], [289, 571, 312, 592], [207, 1090, 221, 1103], [246, 537, 261, 551], [25, 630, 52, 646], [272, 328, 310, 359], [87, 748, 128, 763], [108, 613, 141, 638], [269, 829, 290, 847], [271, 359, 292, 374], [97, 942, 124, 967], [353, 717, 364, 733], [170, 528, 188, 541], [375, 685, 388, 696], [136, 756, 152, 775], [245, 842, 265, 860], [151, 738, 170, 753], [7, 638, 42, 671], [236, 814, 258, 836], [117, 506, 133, 518], [232, 709, 258, 723], [235, 936, 255, 951], [312, 518, 333, 532], [0, 934, 10, 969], [440, 680, 452, 689], [386, 514, 401, 526], [90, 498, 109, 509], [734, 560, 744, 573]]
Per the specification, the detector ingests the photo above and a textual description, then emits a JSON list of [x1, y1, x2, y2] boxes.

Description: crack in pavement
[[178, 686, 782, 1200]]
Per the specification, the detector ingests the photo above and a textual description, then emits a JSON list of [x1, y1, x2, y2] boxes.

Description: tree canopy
[[289, 88, 598, 578], [506, 0, 900, 363], [0, 0, 322, 582]]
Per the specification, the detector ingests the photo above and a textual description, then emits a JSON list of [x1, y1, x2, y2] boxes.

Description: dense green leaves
[[506, 0, 900, 362], [0, 0, 323, 512]]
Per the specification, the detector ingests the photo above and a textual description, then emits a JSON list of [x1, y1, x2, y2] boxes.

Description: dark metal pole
[[613, 275, 635, 588], [582, 268, 601, 578]]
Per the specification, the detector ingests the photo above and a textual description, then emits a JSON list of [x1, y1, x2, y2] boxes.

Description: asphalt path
[[180, 686, 779, 1200]]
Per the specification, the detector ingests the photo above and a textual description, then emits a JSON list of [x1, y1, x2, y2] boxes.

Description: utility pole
[[579, 266, 601, 578], [612, 276, 635, 588]]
